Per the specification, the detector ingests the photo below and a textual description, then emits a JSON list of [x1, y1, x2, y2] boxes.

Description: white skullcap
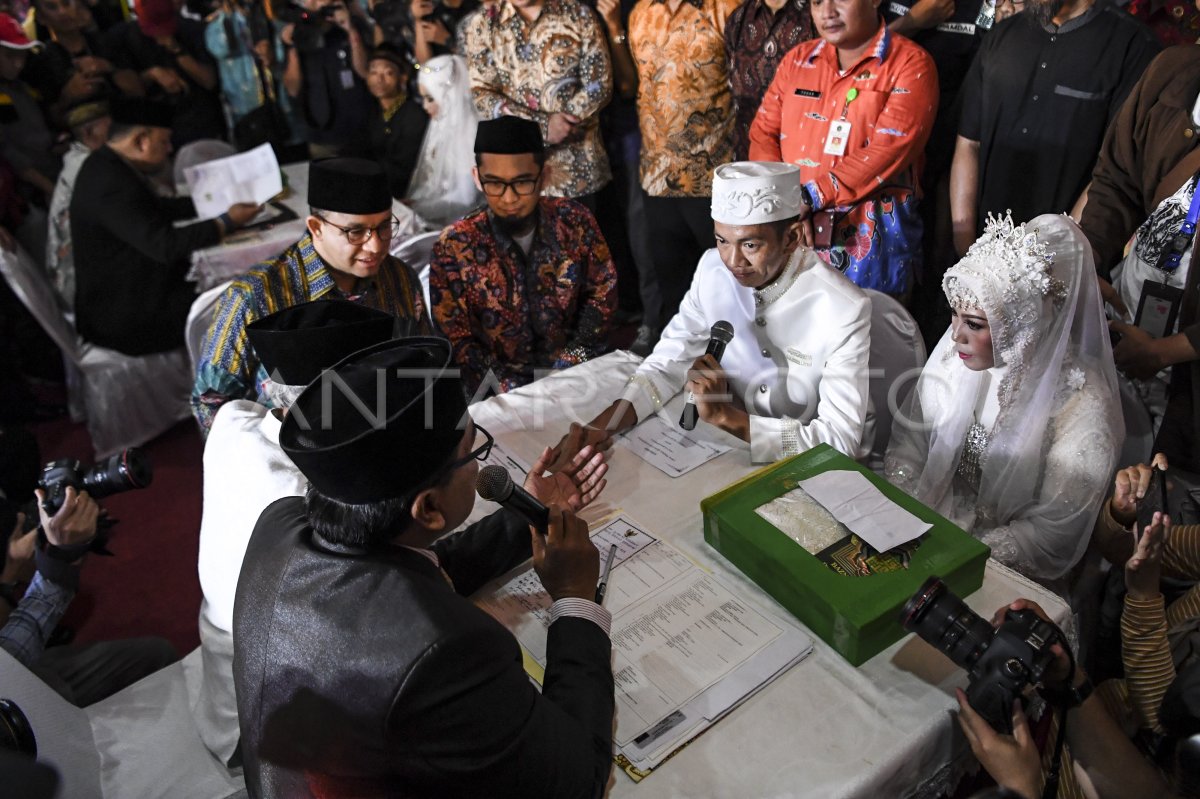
[[710, 161, 803, 225]]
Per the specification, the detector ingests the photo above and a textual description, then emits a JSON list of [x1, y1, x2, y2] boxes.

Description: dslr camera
[[901, 576, 1062, 732], [274, 0, 339, 52], [38, 449, 152, 516]]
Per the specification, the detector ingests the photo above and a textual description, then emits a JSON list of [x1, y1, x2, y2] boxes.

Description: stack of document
[[477, 515, 813, 779]]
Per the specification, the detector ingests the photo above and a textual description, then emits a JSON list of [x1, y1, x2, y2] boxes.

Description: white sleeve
[[748, 293, 872, 462], [620, 265, 711, 420]]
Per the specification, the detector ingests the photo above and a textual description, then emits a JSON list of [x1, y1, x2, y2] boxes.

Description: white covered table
[[468, 351, 1071, 799]]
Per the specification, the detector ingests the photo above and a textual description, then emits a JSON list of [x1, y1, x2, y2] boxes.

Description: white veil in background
[[407, 55, 482, 227], [885, 213, 1124, 581]]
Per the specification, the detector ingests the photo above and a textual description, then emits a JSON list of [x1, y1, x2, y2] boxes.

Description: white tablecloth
[[468, 351, 1071, 799]]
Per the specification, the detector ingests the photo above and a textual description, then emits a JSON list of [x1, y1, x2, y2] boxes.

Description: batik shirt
[[628, 0, 741, 197], [465, 0, 613, 198], [429, 197, 617, 394], [191, 231, 430, 433], [749, 24, 938, 294], [725, 0, 814, 160]]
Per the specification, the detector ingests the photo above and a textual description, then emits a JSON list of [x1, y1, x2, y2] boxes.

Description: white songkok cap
[[710, 161, 804, 225]]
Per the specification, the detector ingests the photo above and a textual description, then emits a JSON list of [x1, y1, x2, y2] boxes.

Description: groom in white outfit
[[553, 161, 873, 463]]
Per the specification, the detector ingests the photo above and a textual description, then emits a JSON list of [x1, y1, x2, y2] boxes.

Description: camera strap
[[1041, 702, 1069, 799]]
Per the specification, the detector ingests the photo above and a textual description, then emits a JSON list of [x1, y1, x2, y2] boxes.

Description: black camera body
[[275, 0, 338, 52], [902, 576, 1062, 732], [38, 449, 152, 517]]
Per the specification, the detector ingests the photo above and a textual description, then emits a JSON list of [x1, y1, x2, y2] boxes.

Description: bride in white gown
[[406, 55, 481, 227], [885, 213, 1124, 586]]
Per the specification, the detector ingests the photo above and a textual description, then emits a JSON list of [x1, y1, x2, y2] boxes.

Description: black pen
[[595, 544, 617, 605]]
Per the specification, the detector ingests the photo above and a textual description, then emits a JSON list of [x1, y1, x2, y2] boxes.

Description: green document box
[[701, 444, 990, 666]]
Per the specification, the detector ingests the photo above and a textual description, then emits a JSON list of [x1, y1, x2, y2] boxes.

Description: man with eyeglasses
[[429, 116, 617, 396], [192, 157, 431, 433], [234, 336, 614, 796]]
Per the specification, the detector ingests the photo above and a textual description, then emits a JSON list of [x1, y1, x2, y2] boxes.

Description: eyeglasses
[[478, 171, 542, 198], [313, 213, 401, 245], [439, 424, 494, 474]]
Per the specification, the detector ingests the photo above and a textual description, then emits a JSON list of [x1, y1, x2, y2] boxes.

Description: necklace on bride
[[956, 368, 1004, 490]]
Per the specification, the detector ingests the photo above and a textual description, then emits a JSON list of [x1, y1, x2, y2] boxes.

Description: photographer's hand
[[991, 599, 1074, 688], [35, 487, 100, 549], [1, 513, 36, 583], [1110, 453, 1169, 529], [955, 693, 1042, 799]]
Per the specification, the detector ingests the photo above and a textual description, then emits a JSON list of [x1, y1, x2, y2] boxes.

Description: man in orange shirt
[[629, 0, 740, 341], [749, 0, 937, 296]]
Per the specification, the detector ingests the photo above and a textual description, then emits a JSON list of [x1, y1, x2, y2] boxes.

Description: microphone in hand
[[476, 465, 549, 534], [680, 320, 735, 431]]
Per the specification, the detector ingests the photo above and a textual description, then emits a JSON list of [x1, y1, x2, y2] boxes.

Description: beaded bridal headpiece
[[943, 212, 1067, 313]]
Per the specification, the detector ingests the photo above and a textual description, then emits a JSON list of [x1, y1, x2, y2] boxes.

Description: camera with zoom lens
[[38, 449, 152, 517], [274, 0, 339, 51], [901, 576, 1062, 732]]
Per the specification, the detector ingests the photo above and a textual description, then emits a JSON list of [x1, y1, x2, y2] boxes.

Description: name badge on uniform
[[1134, 279, 1183, 339], [824, 119, 852, 157], [794, 88, 821, 99], [340, 69, 355, 90]]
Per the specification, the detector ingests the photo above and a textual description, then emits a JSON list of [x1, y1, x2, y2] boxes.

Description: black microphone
[[476, 465, 549, 534], [680, 320, 735, 431]]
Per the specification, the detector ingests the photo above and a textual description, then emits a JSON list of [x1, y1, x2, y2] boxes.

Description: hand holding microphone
[[680, 321, 735, 431], [476, 465, 549, 533], [475, 464, 599, 602]]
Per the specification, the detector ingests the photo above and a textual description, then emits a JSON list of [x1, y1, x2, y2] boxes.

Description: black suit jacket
[[70, 146, 221, 355], [233, 497, 615, 798]]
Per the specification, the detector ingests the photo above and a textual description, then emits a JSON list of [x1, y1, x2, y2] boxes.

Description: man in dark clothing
[[365, 44, 427, 199], [70, 99, 259, 356], [105, 0, 226, 147], [950, 0, 1160, 255], [1080, 45, 1200, 471], [234, 336, 615, 798], [280, 0, 374, 156]]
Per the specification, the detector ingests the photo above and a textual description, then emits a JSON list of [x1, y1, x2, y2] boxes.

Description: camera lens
[[0, 698, 37, 757], [900, 576, 994, 671], [80, 448, 152, 500]]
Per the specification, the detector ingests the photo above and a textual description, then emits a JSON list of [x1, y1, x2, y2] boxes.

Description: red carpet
[[32, 418, 205, 658]]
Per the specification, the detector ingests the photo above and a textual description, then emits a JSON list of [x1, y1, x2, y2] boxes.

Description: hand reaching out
[[524, 443, 608, 513], [1125, 511, 1167, 602]]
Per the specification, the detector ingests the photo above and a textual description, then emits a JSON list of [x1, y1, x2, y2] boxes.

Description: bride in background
[[406, 55, 482, 227], [885, 213, 1123, 587]]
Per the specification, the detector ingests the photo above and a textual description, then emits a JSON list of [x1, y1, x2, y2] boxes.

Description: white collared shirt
[[623, 247, 873, 462]]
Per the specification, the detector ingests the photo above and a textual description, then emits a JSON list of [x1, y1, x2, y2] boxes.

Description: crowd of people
[[0, 0, 1197, 794]]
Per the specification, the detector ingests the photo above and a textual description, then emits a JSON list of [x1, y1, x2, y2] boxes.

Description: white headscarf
[[885, 213, 1123, 581], [407, 55, 481, 227]]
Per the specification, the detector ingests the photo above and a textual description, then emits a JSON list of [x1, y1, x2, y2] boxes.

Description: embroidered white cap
[[711, 161, 804, 225]]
